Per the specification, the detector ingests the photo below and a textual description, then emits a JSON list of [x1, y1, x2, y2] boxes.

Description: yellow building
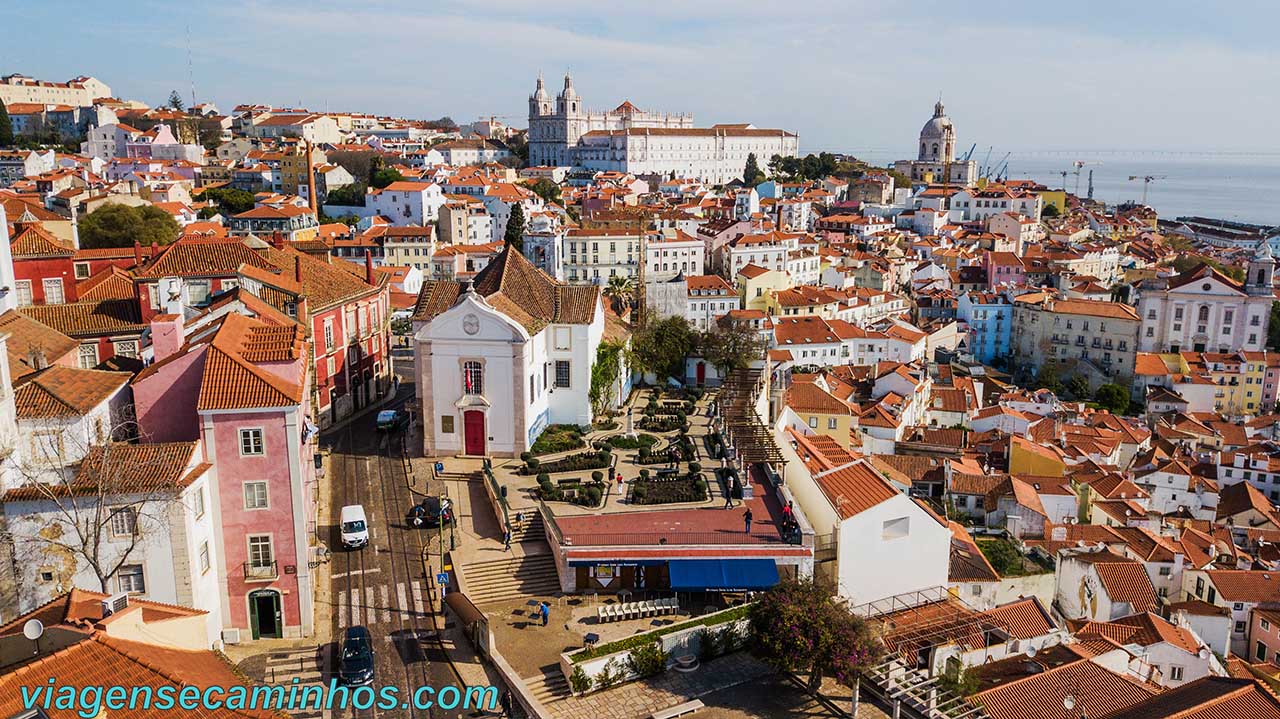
[[785, 379, 855, 449], [737, 263, 792, 313], [1008, 435, 1067, 477]]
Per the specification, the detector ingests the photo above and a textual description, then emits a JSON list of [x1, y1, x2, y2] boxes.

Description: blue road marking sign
[[436, 573, 449, 585]]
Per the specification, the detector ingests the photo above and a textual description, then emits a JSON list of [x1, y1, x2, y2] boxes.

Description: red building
[[9, 220, 76, 305], [133, 233, 392, 427]]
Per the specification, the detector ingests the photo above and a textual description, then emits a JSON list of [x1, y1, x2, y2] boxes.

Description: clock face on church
[[463, 314, 480, 335]]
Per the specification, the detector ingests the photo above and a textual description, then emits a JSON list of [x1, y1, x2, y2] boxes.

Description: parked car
[[338, 626, 374, 686], [340, 505, 369, 549], [377, 409, 410, 432], [407, 496, 454, 528]]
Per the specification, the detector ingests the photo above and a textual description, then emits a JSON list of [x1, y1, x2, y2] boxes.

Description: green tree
[[198, 186, 255, 215], [701, 322, 765, 376], [603, 274, 634, 314], [743, 152, 763, 185], [504, 202, 526, 250], [526, 178, 561, 206], [1066, 375, 1091, 401], [0, 102, 12, 146], [1041, 202, 1061, 218], [1269, 302, 1280, 351], [1094, 383, 1130, 414], [630, 316, 698, 382], [166, 90, 185, 112], [325, 183, 367, 207], [369, 167, 404, 190], [589, 340, 625, 418], [750, 578, 883, 695], [79, 203, 181, 249]]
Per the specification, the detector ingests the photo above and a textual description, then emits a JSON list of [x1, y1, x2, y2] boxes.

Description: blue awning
[[667, 559, 779, 591]]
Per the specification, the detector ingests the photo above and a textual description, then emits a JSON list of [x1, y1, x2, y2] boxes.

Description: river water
[[849, 149, 1280, 227]]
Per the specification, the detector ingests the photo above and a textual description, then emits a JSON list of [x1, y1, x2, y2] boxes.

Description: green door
[[249, 590, 283, 639]]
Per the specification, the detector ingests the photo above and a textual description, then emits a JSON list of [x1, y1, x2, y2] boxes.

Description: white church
[[411, 247, 607, 457], [894, 101, 978, 186], [527, 74, 799, 185]]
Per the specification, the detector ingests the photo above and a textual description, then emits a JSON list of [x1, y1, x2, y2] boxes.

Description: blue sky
[[4, 1, 1278, 154]]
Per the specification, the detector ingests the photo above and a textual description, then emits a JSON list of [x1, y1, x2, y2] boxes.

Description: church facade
[[1135, 241, 1276, 354], [411, 247, 604, 457], [894, 102, 978, 186], [527, 74, 798, 184]]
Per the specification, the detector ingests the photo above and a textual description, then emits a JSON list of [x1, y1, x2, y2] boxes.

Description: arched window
[[463, 361, 483, 395], [1198, 305, 1210, 323], [1259, 269, 1268, 285], [931, 143, 939, 157]]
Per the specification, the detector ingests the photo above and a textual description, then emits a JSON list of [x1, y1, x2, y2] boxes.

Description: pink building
[[984, 251, 1026, 289], [132, 311, 316, 641]]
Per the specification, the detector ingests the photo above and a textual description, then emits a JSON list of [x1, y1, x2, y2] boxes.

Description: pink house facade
[[985, 251, 1027, 289], [132, 311, 317, 641]]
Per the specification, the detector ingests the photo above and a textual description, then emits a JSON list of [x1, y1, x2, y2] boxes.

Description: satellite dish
[[1026, 645, 1037, 659], [22, 619, 44, 641]]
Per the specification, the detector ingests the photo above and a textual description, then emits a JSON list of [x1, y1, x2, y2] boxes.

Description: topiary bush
[[583, 485, 603, 507], [689, 462, 702, 474], [591, 470, 604, 482], [520, 451, 532, 464]]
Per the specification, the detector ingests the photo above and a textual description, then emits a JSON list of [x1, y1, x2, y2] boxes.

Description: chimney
[[150, 313, 185, 362], [294, 255, 303, 285], [364, 249, 375, 286], [133, 240, 142, 266], [272, 230, 284, 249], [150, 242, 159, 258], [26, 347, 47, 370], [296, 296, 308, 324]]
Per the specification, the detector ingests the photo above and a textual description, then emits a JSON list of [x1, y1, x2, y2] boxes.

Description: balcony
[[243, 560, 278, 581]]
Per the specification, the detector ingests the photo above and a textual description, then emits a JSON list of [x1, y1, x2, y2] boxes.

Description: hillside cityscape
[[1, 54, 1280, 719]]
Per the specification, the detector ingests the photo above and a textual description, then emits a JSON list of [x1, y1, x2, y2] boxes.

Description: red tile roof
[[13, 366, 129, 419]]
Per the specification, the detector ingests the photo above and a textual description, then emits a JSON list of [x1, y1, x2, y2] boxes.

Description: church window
[[1198, 306, 1210, 323], [463, 361, 483, 395], [1174, 308, 1184, 320]]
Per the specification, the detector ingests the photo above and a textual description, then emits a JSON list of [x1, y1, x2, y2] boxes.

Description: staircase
[[461, 553, 561, 605], [524, 669, 571, 705], [510, 510, 545, 544]]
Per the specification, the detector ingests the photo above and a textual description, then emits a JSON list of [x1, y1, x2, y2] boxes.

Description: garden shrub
[[569, 664, 591, 695], [626, 641, 668, 678]]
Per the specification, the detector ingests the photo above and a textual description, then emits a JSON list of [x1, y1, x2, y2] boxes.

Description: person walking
[[540, 601, 550, 626], [782, 500, 793, 522], [723, 487, 734, 509], [743, 508, 753, 534], [500, 689, 513, 718], [503, 526, 512, 551]]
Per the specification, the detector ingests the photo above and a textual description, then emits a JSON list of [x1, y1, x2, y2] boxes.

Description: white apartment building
[[685, 275, 739, 331], [645, 231, 704, 282], [367, 181, 447, 226], [562, 228, 640, 285]]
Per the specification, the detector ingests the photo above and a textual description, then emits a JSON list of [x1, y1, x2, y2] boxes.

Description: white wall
[[836, 494, 950, 606]]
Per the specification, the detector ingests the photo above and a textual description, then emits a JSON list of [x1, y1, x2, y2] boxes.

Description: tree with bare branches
[[2, 419, 197, 604]]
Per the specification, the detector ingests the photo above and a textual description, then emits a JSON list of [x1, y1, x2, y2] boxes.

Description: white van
[[340, 505, 369, 549]]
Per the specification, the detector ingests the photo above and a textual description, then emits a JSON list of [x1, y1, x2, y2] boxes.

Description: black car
[[407, 496, 454, 528], [338, 626, 374, 686]]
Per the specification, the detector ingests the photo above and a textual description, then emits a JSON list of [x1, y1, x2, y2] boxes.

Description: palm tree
[[603, 274, 634, 314]]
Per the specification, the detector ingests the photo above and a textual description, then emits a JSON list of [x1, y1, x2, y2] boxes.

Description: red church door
[[463, 410, 486, 456], [696, 362, 706, 386]]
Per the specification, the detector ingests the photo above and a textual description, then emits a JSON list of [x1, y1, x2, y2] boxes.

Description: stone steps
[[524, 669, 571, 704], [462, 553, 561, 605]]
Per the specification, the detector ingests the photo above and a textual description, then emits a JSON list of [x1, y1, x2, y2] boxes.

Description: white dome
[[920, 101, 953, 140]]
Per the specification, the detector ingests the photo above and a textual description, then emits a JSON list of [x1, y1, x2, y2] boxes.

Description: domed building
[[918, 101, 956, 163], [894, 100, 977, 188]]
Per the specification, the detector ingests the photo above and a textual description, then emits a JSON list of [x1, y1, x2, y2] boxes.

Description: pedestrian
[[500, 689, 513, 718], [514, 510, 524, 529], [723, 488, 734, 509], [616, 471, 624, 489], [743, 508, 753, 533], [782, 500, 793, 522], [504, 526, 512, 551], [540, 601, 550, 626]]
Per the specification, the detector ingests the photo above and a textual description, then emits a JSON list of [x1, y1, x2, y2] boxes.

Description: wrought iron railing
[[243, 560, 278, 580]]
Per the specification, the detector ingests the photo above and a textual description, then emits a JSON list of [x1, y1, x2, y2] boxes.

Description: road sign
[[434, 462, 444, 473], [436, 573, 449, 585]]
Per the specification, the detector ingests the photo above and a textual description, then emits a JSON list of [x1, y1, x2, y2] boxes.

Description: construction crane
[[1071, 161, 1100, 196], [960, 143, 976, 162], [986, 152, 1010, 180], [979, 146, 993, 176], [1127, 174, 1167, 205]]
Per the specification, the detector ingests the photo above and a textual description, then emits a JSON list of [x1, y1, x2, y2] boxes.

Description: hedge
[[571, 604, 752, 662]]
